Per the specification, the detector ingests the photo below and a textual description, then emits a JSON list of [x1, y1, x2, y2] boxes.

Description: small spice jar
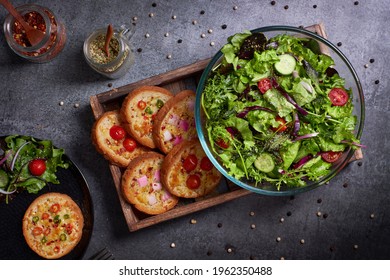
[[83, 25, 135, 79], [3, 4, 66, 63]]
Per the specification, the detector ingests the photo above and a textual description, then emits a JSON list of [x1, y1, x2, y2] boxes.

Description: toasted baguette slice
[[92, 110, 150, 168], [121, 152, 179, 215], [22, 192, 84, 259], [161, 139, 222, 198], [120, 86, 174, 149], [153, 89, 197, 154]]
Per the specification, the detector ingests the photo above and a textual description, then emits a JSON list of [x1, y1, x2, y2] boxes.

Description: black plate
[[0, 136, 94, 260]]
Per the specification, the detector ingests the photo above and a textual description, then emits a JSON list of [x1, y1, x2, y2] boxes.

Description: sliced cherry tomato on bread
[[43, 227, 51, 236], [200, 157, 213, 171], [321, 151, 343, 163], [123, 138, 137, 152], [65, 224, 73, 235], [50, 203, 61, 213], [328, 88, 349, 106], [137, 100, 147, 110], [257, 78, 272, 94], [186, 174, 201, 189], [28, 159, 46, 176], [41, 213, 49, 220], [271, 116, 287, 132], [109, 125, 126, 140], [32, 227, 43, 236], [183, 154, 198, 172]]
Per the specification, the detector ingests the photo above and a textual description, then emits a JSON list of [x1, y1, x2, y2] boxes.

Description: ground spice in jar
[[89, 34, 120, 64]]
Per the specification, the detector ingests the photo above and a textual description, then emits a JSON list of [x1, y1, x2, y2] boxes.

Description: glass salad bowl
[[195, 25, 364, 196]]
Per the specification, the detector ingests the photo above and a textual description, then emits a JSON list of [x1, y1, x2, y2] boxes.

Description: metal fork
[[89, 247, 115, 260]]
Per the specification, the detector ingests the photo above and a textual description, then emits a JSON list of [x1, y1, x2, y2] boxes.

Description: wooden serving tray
[[90, 23, 361, 232]]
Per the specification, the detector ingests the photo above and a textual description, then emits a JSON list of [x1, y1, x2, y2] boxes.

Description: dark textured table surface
[[1, 0, 389, 260]]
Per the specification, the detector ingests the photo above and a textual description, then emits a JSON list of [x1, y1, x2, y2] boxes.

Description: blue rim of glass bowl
[[195, 25, 365, 196]]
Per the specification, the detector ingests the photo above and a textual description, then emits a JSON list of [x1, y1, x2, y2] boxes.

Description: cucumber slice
[[0, 169, 10, 189], [254, 153, 275, 173], [274, 54, 296, 75]]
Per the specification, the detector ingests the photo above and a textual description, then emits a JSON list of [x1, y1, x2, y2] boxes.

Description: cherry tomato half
[[50, 203, 61, 213], [183, 154, 198, 173], [28, 159, 46, 176], [271, 116, 287, 132], [137, 100, 147, 110], [200, 157, 213, 171], [186, 174, 201, 189], [215, 138, 229, 149], [328, 88, 349, 106], [321, 151, 343, 163], [32, 227, 43, 236], [109, 125, 126, 140], [257, 78, 272, 94], [123, 138, 137, 152]]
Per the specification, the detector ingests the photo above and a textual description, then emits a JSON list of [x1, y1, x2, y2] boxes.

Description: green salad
[[201, 31, 363, 190], [0, 135, 69, 203]]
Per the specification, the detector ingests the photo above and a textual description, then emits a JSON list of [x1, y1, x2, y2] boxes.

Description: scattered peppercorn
[[287, 211, 292, 217], [107, 83, 112, 87], [375, 80, 380, 84], [271, 1, 276, 5], [354, 1, 359, 5], [177, 39, 182, 43], [200, 10, 205, 15], [337, 42, 342, 47], [137, 48, 142, 52], [313, 4, 317, 8], [152, 2, 157, 7], [343, 182, 348, 188], [284, 5, 289, 9], [370, 58, 375, 63], [317, 198, 322, 203], [358, 161, 363, 166], [206, 251, 212, 256], [221, 24, 227, 29], [323, 213, 328, 219]]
